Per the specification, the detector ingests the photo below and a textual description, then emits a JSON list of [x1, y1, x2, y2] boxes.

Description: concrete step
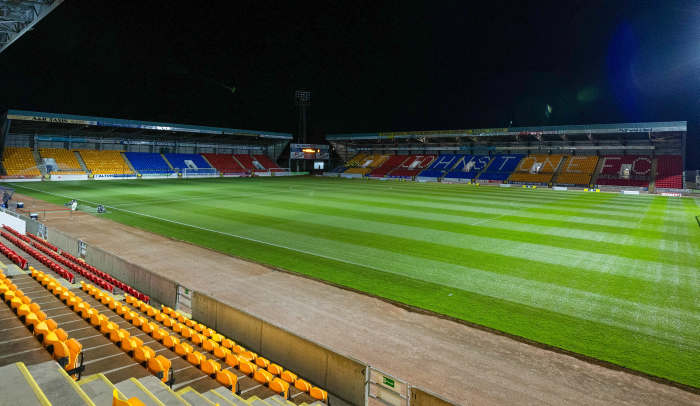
[[116, 377, 167, 406], [78, 373, 125, 406], [26, 360, 95, 406], [121, 152, 140, 175], [212, 387, 253, 406], [264, 394, 295, 406], [74, 151, 90, 174], [177, 387, 216, 405], [32, 151, 47, 176], [161, 154, 176, 172], [202, 390, 238, 405], [246, 396, 272, 406], [138, 375, 192, 406], [0, 362, 49, 406]]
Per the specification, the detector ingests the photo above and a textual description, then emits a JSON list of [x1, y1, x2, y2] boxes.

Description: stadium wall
[[35, 222, 180, 309], [411, 387, 461, 406], [84, 245, 179, 309], [193, 291, 368, 406]]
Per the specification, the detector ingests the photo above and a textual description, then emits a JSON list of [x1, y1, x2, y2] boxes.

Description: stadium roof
[[1, 110, 293, 144], [0, 0, 63, 54], [327, 121, 687, 142]]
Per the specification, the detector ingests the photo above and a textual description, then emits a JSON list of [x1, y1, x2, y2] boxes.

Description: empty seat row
[[0, 230, 75, 283], [123, 152, 173, 174], [655, 155, 683, 189], [39, 148, 85, 174], [2, 147, 41, 176], [200, 153, 246, 174], [78, 150, 134, 175], [8, 268, 85, 379], [127, 297, 329, 403]]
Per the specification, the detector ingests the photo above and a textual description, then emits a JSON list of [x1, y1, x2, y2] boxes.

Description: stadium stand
[[654, 155, 683, 189], [2, 147, 41, 176], [124, 152, 174, 174], [554, 156, 599, 186], [346, 153, 367, 166], [596, 155, 652, 187], [201, 153, 247, 174], [0, 230, 329, 405], [367, 155, 408, 177], [253, 154, 285, 172], [78, 149, 133, 174], [39, 148, 85, 174], [477, 154, 523, 181], [388, 154, 437, 178], [443, 155, 492, 180], [163, 153, 213, 171], [508, 154, 565, 184], [343, 154, 391, 175], [233, 154, 259, 171]]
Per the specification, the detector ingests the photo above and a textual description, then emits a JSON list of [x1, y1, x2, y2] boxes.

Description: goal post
[[181, 168, 218, 178]]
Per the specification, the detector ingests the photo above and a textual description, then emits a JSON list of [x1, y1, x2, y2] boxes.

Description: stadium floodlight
[[294, 90, 310, 106], [295, 91, 310, 144]]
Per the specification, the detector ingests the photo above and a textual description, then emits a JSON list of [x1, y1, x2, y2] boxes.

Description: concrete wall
[[193, 292, 367, 406], [48, 227, 80, 256], [85, 245, 179, 309], [0, 211, 26, 234], [17, 214, 39, 236], [411, 387, 461, 406]]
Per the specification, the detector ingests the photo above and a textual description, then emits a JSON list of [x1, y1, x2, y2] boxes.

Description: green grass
[[9, 177, 700, 388]]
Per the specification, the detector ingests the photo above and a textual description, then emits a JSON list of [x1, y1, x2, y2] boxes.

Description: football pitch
[[8, 177, 700, 388]]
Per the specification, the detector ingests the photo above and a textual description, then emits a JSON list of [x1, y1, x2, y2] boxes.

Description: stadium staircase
[[32, 150, 47, 176], [161, 154, 177, 173], [200, 155, 215, 171], [648, 157, 658, 193], [121, 153, 140, 175], [74, 151, 91, 174], [0, 361, 326, 406], [589, 157, 607, 186], [550, 157, 568, 184], [0, 230, 331, 406]]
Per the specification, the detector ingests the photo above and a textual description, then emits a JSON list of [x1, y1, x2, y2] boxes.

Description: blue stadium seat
[[482, 154, 523, 173], [443, 171, 480, 179], [416, 170, 444, 178], [124, 152, 173, 174], [426, 154, 460, 171], [163, 153, 213, 171], [477, 172, 511, 181], [451, 155, 492, 171]]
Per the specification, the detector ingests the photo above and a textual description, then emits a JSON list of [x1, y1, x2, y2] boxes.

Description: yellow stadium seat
[[174, 342, 193, 358], [295, 378, 311, 392], [310, 387, 329, 403], [268, 363, 284, 376], [133, 346, 155, 365], [162, 335, 180, 349], [255, 357, 270, 369], [254, 369, 274, 385], [238, 360, 257, 376], [186, 351, 206, 367], [215, 370, 238, 391], [201, 359, 221, 377], [270, 378, 290, 399], [280, 370, 297, 384]]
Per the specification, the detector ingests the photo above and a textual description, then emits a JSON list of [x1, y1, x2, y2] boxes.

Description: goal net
[[181, 168, 218, 178]]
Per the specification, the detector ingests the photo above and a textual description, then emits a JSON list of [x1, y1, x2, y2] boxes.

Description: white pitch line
[[470, 196, 569, 226], [8, 184, 413, 275], [638, 203, 652, 224], [87, 185, 340, 207]]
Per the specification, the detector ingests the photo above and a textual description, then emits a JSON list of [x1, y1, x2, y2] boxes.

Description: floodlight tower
[[295, 91, 310, 144]]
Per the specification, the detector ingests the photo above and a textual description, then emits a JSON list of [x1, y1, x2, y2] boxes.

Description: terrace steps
[[648, 157, 658, 193], [161, 154, 177, 172], [550, 155, 569, 184], [74, 151, 91, 174], [589, 156, 607, 186], [121, 152, 140, 175], [32, 150, 47, 176]]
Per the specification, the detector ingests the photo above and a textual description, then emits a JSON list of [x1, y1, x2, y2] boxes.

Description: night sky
[[0, 1, 698, 166]]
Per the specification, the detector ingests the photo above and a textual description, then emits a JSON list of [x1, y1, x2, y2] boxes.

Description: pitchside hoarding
[[290, 144, 330, 160]]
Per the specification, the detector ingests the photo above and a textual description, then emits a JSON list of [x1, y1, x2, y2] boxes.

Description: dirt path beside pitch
[[13, 192, 700, 406]]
